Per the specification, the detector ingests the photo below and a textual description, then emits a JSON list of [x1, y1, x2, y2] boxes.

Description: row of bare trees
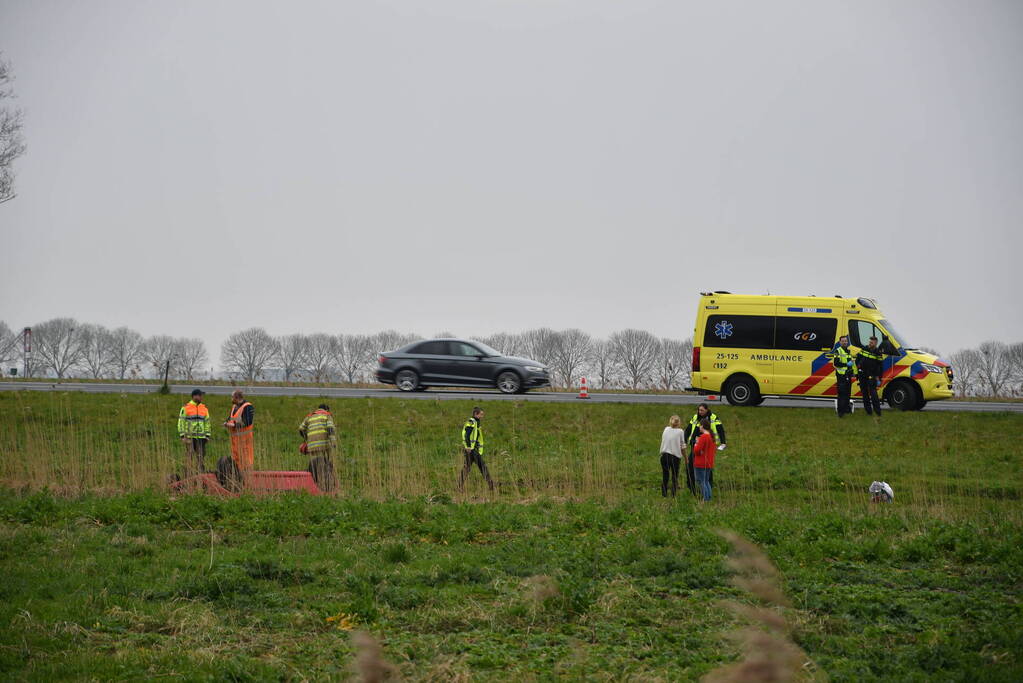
[[7, 318, 1020, 396], [220, 329, 423, 384], [218, 326, 694, 390], [948, 341, 1023, 398], [0, 319, 208, 381]]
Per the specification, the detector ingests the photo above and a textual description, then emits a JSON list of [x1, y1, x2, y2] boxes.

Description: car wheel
[[496, 371, 522, 394], [725, 375, 760, 407], [395, 369, 419, 392], [886, 379, 921, 411]]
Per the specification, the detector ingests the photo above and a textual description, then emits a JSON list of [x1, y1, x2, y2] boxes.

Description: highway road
[[1, 382, 1021, 413]]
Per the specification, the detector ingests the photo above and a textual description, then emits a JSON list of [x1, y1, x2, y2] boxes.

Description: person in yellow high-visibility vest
[[177, 389, 211, 476], [299, 404, 338, 491], [458, 406, 493, 492], [224, 390, 255, 471], [833, 335, 856, 417]]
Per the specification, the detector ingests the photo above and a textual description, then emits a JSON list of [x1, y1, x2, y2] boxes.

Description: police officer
[[833, 335, 855, 417], [458, 406, 494, 492], [683, 403, 726, 495], [856, 336, 886, 416], [177, 388, 212, 477]]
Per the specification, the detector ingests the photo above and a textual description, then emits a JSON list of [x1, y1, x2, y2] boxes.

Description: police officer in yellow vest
[[683, 403, 726, 496], [856, 336, 886, 417], [833, 335, 855, 417], [458, 406, 494, 492], [178, 389, 212, 476]]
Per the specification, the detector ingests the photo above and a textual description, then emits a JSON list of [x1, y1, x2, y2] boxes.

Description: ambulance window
[[848, 320, 887, 349], [775, 317, 837, 351], [703, 315, 774, 349]]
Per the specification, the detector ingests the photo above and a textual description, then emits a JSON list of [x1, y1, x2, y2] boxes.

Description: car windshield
[[470, 341, 502, 357], [879, 319, 911, 348]]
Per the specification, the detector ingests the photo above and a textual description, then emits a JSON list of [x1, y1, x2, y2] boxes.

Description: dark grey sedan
[[375, 338, 550, 393]]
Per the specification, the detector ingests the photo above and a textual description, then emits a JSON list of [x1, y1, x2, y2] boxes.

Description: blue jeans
[[694, 467, 712, 501]]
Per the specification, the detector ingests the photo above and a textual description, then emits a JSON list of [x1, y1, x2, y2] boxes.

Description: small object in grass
[[325, 612, 358, 631], [869, 480, 894, 503]]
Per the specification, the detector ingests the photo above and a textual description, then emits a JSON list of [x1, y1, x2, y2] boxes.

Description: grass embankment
[[0, 392, 1021, 680]]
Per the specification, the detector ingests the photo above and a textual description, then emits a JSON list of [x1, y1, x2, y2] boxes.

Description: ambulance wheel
[[395, 369, 419, 392], [886, 380, 921, 411], [725, 375, 760, 407]]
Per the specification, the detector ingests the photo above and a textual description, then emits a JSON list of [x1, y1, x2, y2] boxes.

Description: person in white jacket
[[659, 415, 687, 497]]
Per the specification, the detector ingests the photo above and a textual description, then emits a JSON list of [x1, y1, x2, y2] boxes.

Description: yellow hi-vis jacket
[[178, 400, 212, 439], [462, 417, 484, 455], [833, 346, 855, 376], [299, 409, 337, 453]]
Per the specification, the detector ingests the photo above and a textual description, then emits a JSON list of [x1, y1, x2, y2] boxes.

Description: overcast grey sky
[[1, 0, 1021, 364]]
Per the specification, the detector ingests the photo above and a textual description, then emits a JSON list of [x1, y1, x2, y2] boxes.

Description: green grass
[[0, 392, 1021, 680]]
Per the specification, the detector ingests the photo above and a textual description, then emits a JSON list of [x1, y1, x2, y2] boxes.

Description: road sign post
[[22, 328, 31, 380]]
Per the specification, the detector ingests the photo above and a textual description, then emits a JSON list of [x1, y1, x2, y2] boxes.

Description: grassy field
[[0, 391, 1021, 680]]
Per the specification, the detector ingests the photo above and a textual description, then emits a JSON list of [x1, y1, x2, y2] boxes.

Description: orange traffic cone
[[578, 377, 590, 399]]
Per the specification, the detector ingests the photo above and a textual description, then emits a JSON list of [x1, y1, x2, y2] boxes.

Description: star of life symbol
[[714, 320, 734, 340]]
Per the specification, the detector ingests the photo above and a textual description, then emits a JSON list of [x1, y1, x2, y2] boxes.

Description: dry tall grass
[[704, 532, 825, 683], [1, 392, 1019, 522]]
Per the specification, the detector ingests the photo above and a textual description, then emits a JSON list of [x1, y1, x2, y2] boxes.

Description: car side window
[[412, 341, 447, 355], [450, 342, 480, 357], [848, 320, 886, 348]]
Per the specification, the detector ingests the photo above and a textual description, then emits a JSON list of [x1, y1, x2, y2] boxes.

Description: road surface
[[1, 382, 1020, 413]]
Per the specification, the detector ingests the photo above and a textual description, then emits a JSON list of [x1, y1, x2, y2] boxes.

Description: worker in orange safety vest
[[224, 389, 255, 471]]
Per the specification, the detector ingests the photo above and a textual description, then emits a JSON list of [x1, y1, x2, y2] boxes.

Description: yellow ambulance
[[688, 292, 954, 410]]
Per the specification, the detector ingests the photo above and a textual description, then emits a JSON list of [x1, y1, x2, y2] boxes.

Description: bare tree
[[108, 327, 146, 380], [590, 339, 618, 389], [655, 337, 691, 391], [0, 55, 27, 204], [144, 335, 179, 379], [372, 330, 421, 354], [0, 321, 18, 372], [33, 318, 87, 379], [521, 328, 560, 366], [1006, 342, 1023, 396], [79, 324, 113, 379], [275, 334, 309, 383], [610, 329, 660, 389], [976, 340, 1011, 397], [678, 337, 694, 390], [551, 328, 592, 388], [176, 338, 208, 380], [334, 333, 374, 383], [948, 348, 982, 397], [305, 333, 336, 382], [220, 327, 279, 382], [479, 332, 526, 358]]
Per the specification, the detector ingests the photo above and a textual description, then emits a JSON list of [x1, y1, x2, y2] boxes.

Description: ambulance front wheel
[[885, 379, 923, 411], [725, 375, 760, 407]]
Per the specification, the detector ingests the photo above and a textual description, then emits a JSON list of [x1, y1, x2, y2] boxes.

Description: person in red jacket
[[692, 418, 716, 502]]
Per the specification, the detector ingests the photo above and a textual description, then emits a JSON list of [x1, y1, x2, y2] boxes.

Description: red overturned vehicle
[[169, 455, 337, 497]]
